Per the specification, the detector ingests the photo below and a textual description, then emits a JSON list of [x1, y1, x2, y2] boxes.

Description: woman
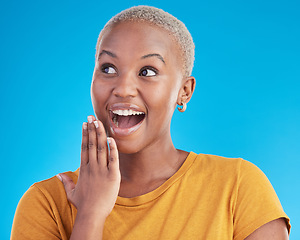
[[11, 6, 290, 239]]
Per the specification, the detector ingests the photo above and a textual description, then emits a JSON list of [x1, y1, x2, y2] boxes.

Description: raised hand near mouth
[[57, 115, 121, 240]]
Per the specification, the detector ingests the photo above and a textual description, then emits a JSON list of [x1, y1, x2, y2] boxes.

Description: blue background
[[1, 0, 299, 239]]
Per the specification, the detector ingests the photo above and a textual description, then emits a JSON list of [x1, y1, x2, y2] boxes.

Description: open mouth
[[110, 109, 146, 129]]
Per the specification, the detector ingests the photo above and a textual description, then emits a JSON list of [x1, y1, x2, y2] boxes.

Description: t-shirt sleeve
[[11, 185, 62, 240], [233, 160, 291, 240]]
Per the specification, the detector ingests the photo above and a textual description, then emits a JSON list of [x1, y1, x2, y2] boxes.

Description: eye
[[101, 64, 117, 74], [139, 67, 157, 77]]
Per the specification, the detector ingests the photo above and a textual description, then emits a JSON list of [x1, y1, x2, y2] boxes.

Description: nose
[[112, 72, 138, 98]]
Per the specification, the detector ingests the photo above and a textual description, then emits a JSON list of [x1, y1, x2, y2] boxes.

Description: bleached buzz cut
[[96, 6, 195, 77]]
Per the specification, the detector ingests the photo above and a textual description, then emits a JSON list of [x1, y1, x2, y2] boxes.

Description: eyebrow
[[98, 50, 165, 64], [141, 53, 165, 64], [98, 50, 117, 59]]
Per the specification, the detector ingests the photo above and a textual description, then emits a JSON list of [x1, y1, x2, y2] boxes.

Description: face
[[91, 21, 186, 154]]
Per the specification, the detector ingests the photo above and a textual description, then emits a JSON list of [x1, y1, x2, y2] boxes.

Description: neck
[[118, 133, 187, 183]]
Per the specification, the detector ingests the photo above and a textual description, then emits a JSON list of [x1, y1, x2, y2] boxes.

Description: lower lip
[[110, 118, 145, 137]]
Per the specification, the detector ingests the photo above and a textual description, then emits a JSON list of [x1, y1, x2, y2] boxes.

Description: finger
[[57, 173, 76, 200], [87, 115, 97, 167], [107, 137, 120, 175], [80, 122, 88, 167], [94, 120, 108, 168]]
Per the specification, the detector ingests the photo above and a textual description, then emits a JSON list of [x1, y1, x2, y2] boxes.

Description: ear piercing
[[177, 102, 187, 112]]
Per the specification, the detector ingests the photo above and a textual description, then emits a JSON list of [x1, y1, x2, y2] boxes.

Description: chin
[[114, 141, 140, 155]]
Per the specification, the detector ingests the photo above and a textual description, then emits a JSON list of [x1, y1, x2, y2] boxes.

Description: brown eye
[[101, 64, 117, 74], [139, 67, 157, 77]]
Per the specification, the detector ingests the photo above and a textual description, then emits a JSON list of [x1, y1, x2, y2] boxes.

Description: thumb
[[56, 173, 76, 197]]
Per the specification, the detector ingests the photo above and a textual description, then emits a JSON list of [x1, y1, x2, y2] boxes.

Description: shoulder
[[190, 153, 290, 239], [195, 153, 243, 166], [23, 170, 79, 206], [32, 169, 79, 197], [11, 170, 79, 239], [16, 169, 79, 212], [185, 153, 245, 203], [191, 152, 282, 205], [191, 152, 266, 180], [190, 152, 243, 179]]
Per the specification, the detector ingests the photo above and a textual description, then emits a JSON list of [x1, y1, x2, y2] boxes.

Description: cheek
[[152, 77, 181, 108], [91, 81, 110, 116], [153, 90, 176, 110], [144, 82, 178, 120]]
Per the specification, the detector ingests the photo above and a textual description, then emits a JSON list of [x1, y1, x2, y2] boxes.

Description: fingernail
[[107, 137, 111, 144], [83, 122, 87, 130], [56, 174, 62, 182], [88, 116, 93, 123], [94, 121, 99, 128]]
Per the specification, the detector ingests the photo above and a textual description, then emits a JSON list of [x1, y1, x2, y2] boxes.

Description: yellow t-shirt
[[11, 152, 290, 239]]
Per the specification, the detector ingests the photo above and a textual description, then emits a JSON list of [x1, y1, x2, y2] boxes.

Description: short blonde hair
[[96, 6, 195, 77]]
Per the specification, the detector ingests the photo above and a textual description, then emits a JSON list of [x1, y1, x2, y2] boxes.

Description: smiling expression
[[91, 21, 187, 154]]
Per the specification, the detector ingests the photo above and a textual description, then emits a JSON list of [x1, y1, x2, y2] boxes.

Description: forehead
[[98, 21, 182, 62]]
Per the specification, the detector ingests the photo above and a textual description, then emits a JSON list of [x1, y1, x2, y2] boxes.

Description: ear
[[177, 76, 196, 105]]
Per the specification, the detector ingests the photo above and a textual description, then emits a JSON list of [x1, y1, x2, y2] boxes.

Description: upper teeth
[[112, 109, 144, 116]]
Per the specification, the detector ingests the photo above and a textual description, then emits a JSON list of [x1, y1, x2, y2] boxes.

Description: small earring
[[177, 102, 187, 112]]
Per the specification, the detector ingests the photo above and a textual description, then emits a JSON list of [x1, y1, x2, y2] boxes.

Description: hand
[[58, 115, 121, 219]]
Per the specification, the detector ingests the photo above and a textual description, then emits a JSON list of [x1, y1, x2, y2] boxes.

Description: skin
[[245, 218, 289, 240], [91, 22, 194, 197], [58, 21, 288, 239], [59, 119, 120, 239]]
